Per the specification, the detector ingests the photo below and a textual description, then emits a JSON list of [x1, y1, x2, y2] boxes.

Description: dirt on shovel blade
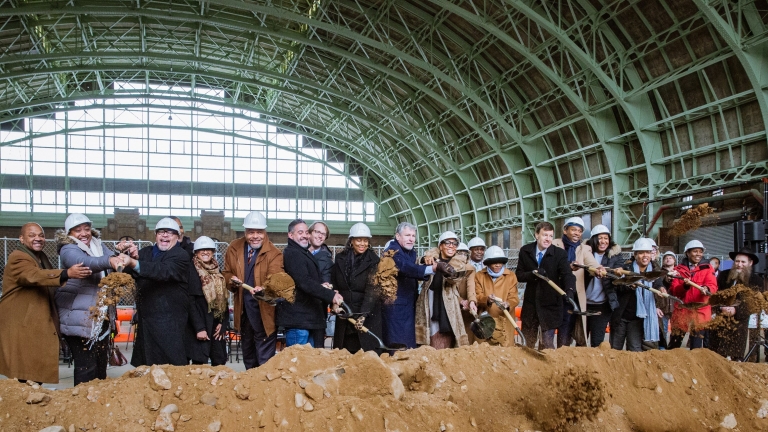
[[263, 272, 296, 303], [89, 272, 136, 321], [373, 249, 399, 304]]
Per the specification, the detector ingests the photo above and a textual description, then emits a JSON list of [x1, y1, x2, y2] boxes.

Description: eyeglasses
[[156, 229, 176, 236], [442, 241, 459, 247]]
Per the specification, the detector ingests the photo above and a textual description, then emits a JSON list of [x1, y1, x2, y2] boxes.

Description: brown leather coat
[[475, 268, 520, 346], [0, 249, 65, 383], [222, 236, 284, 335]]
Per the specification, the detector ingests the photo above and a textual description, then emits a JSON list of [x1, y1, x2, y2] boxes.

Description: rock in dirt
[[200, 393, 218, 406], [150, 365, 172, 391], [26, 392, 51, 405], [720, 413, 737, 429], [144, 392, 162, 411], [154, 404, 179, 432], [233, 383, 249, 400], [294, 392, 307, 408], [38, 426, 65, 432], [86, 387, 100, 403], [757, 400, 768, 419], [451, 371, 466, 384], [303, 401, 314, 412], [304, 382, 324, 402], [662, 372, 674, 383], [206, 420, 222, 432]]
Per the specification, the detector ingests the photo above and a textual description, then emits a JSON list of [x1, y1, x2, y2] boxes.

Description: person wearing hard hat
[[330, 223, 382, 353], [0, 223, 91, 384], [119, 217, 191, 366], [382, 222, 455, 349], [456, 242, 470, 259], [577, 224, 622, 347], [474, 246, 520, 346], [467, 237, 487, 272], [308, 221, 333, 284], [551, 216, 602, 347], [186, 236, 229, 367], [451, 241, 479, 343], [222, 211, 283, 369], [279, 219, 344, 348], [609, 238, 662, 352], [54, 213, 123, 385], [515, 221, 577, 350], [709, 247, 764, 360], [415, 231, 468, 349], [666, 240, 718, 350]]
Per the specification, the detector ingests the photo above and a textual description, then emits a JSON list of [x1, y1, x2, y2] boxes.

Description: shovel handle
[[240, 283, 257, 294], [116, 265, 124, 273], [684, 279, 711, 296], [346, 317, 368, 332], [532, 270, 566, 296]]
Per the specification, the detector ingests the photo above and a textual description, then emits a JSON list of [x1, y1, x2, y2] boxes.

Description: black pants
[[64, 334, 109, 386], [240, 307, 277, 369], [190, 339, 228, 367], [586, 302, 612, 347], [668, 330, 705, 350], [610, 318, 643, 352]]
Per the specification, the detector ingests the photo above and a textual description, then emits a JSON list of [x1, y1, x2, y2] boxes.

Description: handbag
[[109, 344, 128, 367]]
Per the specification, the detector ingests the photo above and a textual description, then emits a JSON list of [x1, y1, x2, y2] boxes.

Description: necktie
[[247, 248, 255, 265], [537, 251, 543, 265]]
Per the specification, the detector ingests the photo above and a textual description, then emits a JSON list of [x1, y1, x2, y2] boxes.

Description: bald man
[[0, 223, 90, 383]]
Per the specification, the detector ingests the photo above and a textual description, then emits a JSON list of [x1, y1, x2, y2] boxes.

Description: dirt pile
[[2, 345, 768, 431], [89, 272, 136, 321], [263, 272, 296, 303], [373, 250, 398, 304], [669, 203, 716, 236]]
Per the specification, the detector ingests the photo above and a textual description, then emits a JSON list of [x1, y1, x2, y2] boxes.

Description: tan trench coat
[[415, 248, 469, 347], [222, 236, 284, 336], [0, 249, 65, 383]]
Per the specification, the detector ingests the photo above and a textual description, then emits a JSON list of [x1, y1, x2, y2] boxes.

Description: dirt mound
[[669, 203, 716, 236], [263, 272, 296, 303], [3, 345, 768, 431], [373, 250, 398, 304], [89, 272, 136, 321]]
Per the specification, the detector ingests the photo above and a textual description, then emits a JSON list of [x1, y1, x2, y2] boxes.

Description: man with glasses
[[119, 217, 190, 366], [308, 221, 333, 284], [169, 216, 194, 257]]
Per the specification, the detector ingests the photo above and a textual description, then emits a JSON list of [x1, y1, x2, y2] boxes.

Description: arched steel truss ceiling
[[0, 0, 767, 245]]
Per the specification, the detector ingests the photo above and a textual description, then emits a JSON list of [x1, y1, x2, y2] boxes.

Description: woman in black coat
[[331, 223, 382, 354], [186, 236, 229, 366]]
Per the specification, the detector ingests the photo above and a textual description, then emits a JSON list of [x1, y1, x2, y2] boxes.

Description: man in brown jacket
[[222, 211, 284, 369], [0, 223, 90, 383]]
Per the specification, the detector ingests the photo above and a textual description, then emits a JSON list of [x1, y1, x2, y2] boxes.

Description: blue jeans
[[284, 329, 314, 348]]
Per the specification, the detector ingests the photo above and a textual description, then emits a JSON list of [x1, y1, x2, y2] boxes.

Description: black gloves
[[436, 261, 457, 278]]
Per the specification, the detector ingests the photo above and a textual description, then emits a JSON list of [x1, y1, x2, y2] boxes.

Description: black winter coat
[[277, 239, 337, 330], [312, 244, 334, 284], [516, 242, 576, 331], [129, 244, 190, 367], [611, 259, 663, 324], [709, 270, 765, 359], [186, 262, 229, 364], [331, 249, 382, 352]]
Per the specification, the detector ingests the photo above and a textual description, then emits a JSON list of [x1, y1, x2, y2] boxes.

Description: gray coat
[[54, 229, 114, 339]]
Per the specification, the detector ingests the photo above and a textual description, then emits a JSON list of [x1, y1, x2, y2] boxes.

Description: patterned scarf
[[193, 256, 227, 320]]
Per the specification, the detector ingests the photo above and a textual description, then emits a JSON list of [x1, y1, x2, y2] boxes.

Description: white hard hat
[[457, 242, 469, 252], [590, 224, 610, 238], [649, 238, 658, 248], [65, 213, 92, 233], [662, 251, 677, 259], [632, 238, 654, 252], [684, 240, 705, 253], [438, 231, 459, 244], [467, 237, 486, 249], [193, 236, 216, 251], [243, 211, 268, 230], [563, 216, 585, 230], [483, 245, 508, 265], [348, 222, 372, 238], [155, 217, 180, 234]]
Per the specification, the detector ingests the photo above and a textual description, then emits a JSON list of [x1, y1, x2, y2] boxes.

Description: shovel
[[336, 303, 407, 351], [239, 283, 283, 305], [666, 274, 712, 296], [469, 310, 496, 340], [532, 270, 601, 316], [488, 298, 547, 358]]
